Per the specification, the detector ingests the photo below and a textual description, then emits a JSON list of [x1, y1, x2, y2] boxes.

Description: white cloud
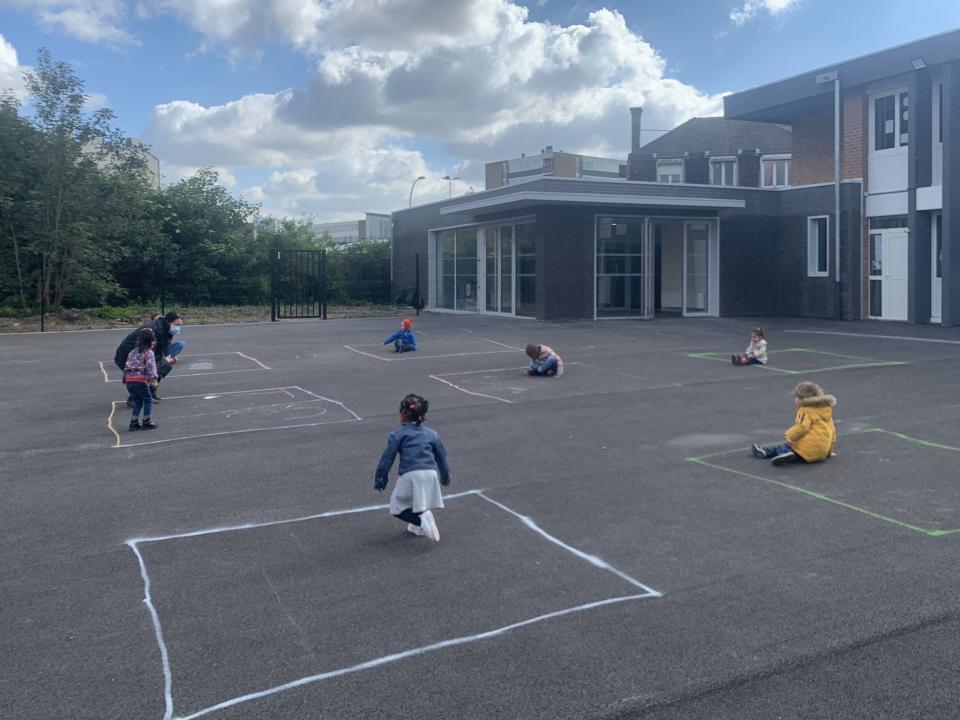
[[83, 91, 110, 111], [729, 0, 800, 26], [0, 32, 28, 99], [4, 0, 139, 45], [142, 3, 723, 219]]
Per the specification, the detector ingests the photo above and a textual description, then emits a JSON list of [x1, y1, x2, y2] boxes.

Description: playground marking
[[784, 329, 960, 346], [429, 363, 584, 403], [108, 386, 361, 448], [126, 490, 660, 719], [345, 344, 516, 363], [99, 352, 271, 382], [687, 347, 908, 375], [429, 373, 515, 404], [687, 428, 960, 537]]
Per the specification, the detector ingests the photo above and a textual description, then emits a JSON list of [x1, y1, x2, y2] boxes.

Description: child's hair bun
[[400, 393, 429, 424], [401, 317, 413, 330]]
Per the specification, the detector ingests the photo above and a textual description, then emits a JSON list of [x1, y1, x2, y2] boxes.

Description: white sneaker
[[419, 510, 440, 542], [406, 523, 425, 536]]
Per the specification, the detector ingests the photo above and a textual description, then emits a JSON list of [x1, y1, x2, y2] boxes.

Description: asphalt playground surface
[[2, 313, 960, 720]]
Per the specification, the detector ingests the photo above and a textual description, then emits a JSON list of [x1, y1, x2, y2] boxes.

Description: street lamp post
[[409, 176, 426, 208], [443, 175, 460, 198]]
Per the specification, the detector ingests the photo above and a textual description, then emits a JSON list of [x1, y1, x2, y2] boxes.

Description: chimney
[[630, 106, 643, 152]]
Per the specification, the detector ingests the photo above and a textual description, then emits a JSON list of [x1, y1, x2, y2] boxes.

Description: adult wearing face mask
[[114, 311, 184, 402], [151, 311, 184, 400]]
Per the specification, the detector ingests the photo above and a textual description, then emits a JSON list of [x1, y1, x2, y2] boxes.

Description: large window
[[710, 158, 737, 186], [596, 217, 648, 317], [761, 155, 791, 187], [657, 160, 683, 184], [807, 216, 829, 277], [873, 91, 909, 150], [435, 228, 478, 311], [515, 222, 536, 317]]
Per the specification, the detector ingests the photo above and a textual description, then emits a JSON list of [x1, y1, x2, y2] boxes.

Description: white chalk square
[[128, 491, 659, 719]]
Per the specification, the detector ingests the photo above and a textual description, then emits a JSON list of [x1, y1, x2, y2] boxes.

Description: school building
[[390, 29, 960, 326]]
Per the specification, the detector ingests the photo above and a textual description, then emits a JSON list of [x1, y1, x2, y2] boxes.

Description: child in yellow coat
[[752, 381, 837, 466]]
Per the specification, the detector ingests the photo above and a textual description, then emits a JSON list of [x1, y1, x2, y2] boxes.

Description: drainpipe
[[818, 70, 842, 319]]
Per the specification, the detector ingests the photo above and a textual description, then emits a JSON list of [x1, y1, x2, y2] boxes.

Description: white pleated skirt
[[389, 469, 444, 515]]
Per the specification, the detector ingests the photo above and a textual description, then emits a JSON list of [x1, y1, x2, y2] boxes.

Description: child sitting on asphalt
[[732, 326, 768, 366], [752, 381, 836, 466], [526, 343, 564, 377], [374, 394, 450, 542], [383, 317, 417, 353], [123, 328, 159, 431]]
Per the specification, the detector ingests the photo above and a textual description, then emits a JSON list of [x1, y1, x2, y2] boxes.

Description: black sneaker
[[128, 419, 141, 431], [731, 354, 738, 365], [751, 443, 766, 459], [771, 451, 797, 466], [140, 419, 158, 430]]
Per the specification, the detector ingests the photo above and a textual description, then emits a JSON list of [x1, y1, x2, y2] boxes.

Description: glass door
[[434, 227, 479, 311], [683, 221, 710, 315], [595, 216, 652, 318], [482, 225, 515, 314]]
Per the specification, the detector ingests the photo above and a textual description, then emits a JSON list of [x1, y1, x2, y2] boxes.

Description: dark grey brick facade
[[392, 178, 863, 323]]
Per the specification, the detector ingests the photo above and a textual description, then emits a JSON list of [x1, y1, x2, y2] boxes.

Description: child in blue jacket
[[383, 317, 417, 352], [374, 394, 450, 542]]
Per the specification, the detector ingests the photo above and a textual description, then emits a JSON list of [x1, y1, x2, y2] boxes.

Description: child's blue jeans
[[394, 340, 414, 352], [760, 442, 804, 461], [128, 382, 153, 419], [529, 356, 558, 375]]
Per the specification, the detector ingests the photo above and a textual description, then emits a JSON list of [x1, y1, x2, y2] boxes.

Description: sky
[[1, 0, 959, 221]]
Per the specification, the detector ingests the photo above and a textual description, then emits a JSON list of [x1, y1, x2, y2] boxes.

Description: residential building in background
[[313, 213, 393, 244], [627, 112, 792, 188], [485, 146, 627, 189], [392, 28, 960, 327]]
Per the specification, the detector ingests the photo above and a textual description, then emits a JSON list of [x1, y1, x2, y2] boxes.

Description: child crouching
[[374, 394, 450, 542], [753, 381, 836, 466], [526, 343, 564, 377]]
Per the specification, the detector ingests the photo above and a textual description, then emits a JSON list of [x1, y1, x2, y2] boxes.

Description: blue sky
[[1, 0, 958, 220]]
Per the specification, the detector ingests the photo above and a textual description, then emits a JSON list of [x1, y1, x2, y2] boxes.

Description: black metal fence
[[0, 245, 421, 333]]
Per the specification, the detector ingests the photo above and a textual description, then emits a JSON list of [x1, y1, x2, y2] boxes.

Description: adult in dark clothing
[[114, 311, 182, 400]]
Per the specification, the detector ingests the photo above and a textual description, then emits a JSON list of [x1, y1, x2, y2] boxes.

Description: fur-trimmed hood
[[798, 394, 836, 408]]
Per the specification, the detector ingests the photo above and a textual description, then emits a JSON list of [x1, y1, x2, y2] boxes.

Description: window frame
[[807, 215, 830, 278], [709, 157, 737, 187], [869, 88, 909, 153], [760, 153, 791, 188], [656, 159, 684, 184]]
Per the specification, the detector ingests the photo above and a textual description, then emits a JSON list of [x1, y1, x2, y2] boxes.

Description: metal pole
[[834, 77, 842, 319], [39, 253, 46, 332], [270, 249, 277, 322], [409, 176, 425, 208], [321, 249, 328, 320], [415, 252, 421, 315]]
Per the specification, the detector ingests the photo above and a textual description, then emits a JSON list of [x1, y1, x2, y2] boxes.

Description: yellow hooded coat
[[784, 394, 837, 462]]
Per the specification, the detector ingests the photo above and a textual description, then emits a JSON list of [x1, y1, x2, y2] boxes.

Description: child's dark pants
[[394, 508, 421, 526], [128, 382, 152, 419]]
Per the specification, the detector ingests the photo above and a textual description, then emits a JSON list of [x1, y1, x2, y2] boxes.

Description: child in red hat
[[384, 317, 417, 353]]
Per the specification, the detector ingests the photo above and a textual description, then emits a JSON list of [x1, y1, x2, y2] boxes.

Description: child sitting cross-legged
[[383, 317, 417, 353], [752, 381, 837, 466]]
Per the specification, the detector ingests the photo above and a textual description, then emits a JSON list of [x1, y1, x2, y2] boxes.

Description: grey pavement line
[[126, 490, 659, 719], [785, 329, 960, 345]]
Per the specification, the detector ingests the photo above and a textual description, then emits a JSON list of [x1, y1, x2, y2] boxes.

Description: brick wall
[[684, 151, 709, 185], [627, 152, 657, 181], [791, 110, 835, 185], [841, 91, 867, 182], [738, 150, 760, 187]]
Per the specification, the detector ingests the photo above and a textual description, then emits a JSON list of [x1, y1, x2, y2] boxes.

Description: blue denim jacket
[[375, 422, 450, 486]]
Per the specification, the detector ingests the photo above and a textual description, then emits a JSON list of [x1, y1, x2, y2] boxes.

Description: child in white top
[[732, 327, 768, 366]]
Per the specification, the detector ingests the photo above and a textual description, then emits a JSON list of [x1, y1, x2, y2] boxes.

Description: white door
[[869, 229, 908, 320], [932, 214, 942, 323], [883, 229, 909, 321], [683, 221, 711, 316]]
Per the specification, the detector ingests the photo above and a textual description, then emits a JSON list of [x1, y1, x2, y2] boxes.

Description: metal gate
[[271, 249, 326, 320]]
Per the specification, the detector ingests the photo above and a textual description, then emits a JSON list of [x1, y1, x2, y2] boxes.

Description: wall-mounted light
[[912, 57, 927, 70]]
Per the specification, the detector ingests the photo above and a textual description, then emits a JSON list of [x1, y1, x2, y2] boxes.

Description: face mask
[[170, 324, 182, 336]]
